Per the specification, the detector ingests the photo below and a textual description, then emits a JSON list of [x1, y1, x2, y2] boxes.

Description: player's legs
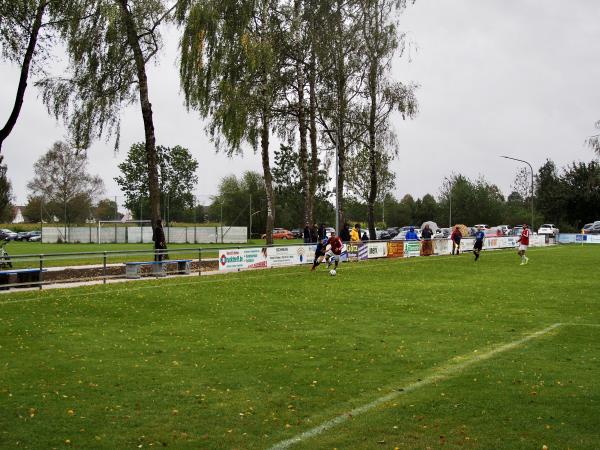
[[311, 252, 325, 271], [332, 254, 340, 269], [324, 250, 333, 268], [474, 242, 481, 261]]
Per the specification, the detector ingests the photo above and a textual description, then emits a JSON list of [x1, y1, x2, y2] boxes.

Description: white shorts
[[519, 244, 528, 252], [325, 250, 340, 262]]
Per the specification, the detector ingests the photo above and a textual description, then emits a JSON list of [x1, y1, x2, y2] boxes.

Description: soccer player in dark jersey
[[310, 237, 329, 271], [473, 226, 485, 261], [325, 231, 343, 270]]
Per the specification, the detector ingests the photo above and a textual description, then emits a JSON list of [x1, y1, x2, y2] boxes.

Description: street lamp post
[[500, 155, 535, 230]]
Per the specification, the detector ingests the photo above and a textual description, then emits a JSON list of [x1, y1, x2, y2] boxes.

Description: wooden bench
[[124, 260, 193, 279], [0, 268, 46, 289]]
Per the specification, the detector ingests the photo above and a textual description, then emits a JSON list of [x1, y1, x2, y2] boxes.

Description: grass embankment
[[0, 245, 598, 449]]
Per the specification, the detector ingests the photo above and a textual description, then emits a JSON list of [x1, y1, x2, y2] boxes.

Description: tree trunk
[[334, 0, 347, 230], [0, 0, 46, 158], [261, 111, 275, 245], [294, 0, 310, 227], [367, 17, 379, 240], [308, 45, 318, 226], [117, 0, 162, 234], [298, 72, 310, 226]]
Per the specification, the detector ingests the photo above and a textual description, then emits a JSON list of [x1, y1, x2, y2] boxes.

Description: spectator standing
[[351, 223, 362, 242], [303, 223, 311, 243], [311, 223, 319, 243], [152, 219, 167, 262], [405, 226, 419, 241], [318, 223, 326, 241], [421, 224, 434, 256], [340, 223, 351, 242]]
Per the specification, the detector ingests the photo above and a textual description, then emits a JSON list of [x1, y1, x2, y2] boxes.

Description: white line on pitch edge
[[269, 323, 562, 450]]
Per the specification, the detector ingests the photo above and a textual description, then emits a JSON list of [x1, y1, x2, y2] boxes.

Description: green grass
[[0, 245, 598, 449], [4, 239, 303, 268]]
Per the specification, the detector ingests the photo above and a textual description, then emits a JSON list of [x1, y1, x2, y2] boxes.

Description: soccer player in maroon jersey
[[325, 230, 343, 270], [517, 223, 530, 265]]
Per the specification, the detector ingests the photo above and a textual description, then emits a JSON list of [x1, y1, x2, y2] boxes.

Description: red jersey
[[329, 236, 343, 255], [519, 228, 530, 245]]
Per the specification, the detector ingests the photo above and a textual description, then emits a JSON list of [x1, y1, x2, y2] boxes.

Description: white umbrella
[[420, 221, 438, 231]]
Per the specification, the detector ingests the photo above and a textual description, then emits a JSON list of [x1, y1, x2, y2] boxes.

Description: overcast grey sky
[[1, 0, 599, 207]]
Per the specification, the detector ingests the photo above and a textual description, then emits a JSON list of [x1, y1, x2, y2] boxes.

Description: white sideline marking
[[269, 323, 562, 450]]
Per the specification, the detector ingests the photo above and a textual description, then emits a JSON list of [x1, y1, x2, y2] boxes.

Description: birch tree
[[178, 0, 286, 244], [38, 0, 177, 233]]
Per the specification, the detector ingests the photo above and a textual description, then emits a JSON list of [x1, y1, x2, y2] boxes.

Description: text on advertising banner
[[404, 241, 421, 257], [387, 241, 404, 258], [367, 242, 388, 258], [218, 247, 267, 271]]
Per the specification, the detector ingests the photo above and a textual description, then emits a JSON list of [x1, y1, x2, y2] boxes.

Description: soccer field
[[1, 245, 598, 449]]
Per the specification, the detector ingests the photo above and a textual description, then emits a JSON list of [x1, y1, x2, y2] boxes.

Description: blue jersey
[[315, 238, 328, 255], [475, 230, 485, 242]]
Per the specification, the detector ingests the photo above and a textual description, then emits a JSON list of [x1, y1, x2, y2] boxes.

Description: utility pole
[[500, 155, 535, 230]]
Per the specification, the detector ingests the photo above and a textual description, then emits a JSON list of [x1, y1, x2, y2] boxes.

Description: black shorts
[[474, 240, 483, 250]]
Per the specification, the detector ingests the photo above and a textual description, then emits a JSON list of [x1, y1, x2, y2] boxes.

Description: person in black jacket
[[152, 219, 167, 261], [421, 224, 434, 256], [339, 223, 351, 242], [318, 223, 326, 241], [303, 223, 311, 243]]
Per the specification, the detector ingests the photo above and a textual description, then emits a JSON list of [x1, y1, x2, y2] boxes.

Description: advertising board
[[267, 246, 311, 267], [367, 242, 388, 259], [218, 247, 267, 271], [404, 241, 421, 257], [387, 241, 404, 258], [346, 243, 368, 261]]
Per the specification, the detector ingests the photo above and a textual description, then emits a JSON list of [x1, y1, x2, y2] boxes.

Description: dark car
[[16, 232, 30, 241], [386, 227, 399, 238], [590, 222, 600, 234], [290, 228, 303, 238]]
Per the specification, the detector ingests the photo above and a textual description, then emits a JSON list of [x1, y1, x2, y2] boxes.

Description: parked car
[[589, 221, 600, 234], [511, 226, 524, 237], [15, 232, 30, 241], [290, 228, 303, 238], [537, 224, 559, 236], [376, 228, 390, 240], [485, 227, 504, 237], [582, 223, 594, 234], [386, 227, 400, 238], [0, 229, 17, 240], [325, 227, 335, 236], [435, 227, 451, 238], [26, 231, 42, 241], [496, 225, 511, 236], [261, 228, 295, 239], [28, 232, 42, 242], [473, 224, 489, 230]]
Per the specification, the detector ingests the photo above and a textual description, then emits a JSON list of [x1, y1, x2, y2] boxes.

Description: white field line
[[0, 244, 566, 305], [269, 323, 563, 450]]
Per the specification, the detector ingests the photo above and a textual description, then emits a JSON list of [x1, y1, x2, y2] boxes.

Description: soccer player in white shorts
[[517, 224, 530, 265]]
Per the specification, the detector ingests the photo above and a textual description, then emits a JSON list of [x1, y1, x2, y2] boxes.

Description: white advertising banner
[[366, 242, 388, 259], [267, 246, 312, 267], [218, 247, 267, 271]]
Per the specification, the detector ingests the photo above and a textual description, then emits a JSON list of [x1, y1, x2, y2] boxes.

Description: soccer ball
[[329, 269, 337, 276]]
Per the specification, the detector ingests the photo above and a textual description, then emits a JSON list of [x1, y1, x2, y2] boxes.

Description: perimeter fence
[[0, 234, 558, 291], [41, 226, 247, 244]]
